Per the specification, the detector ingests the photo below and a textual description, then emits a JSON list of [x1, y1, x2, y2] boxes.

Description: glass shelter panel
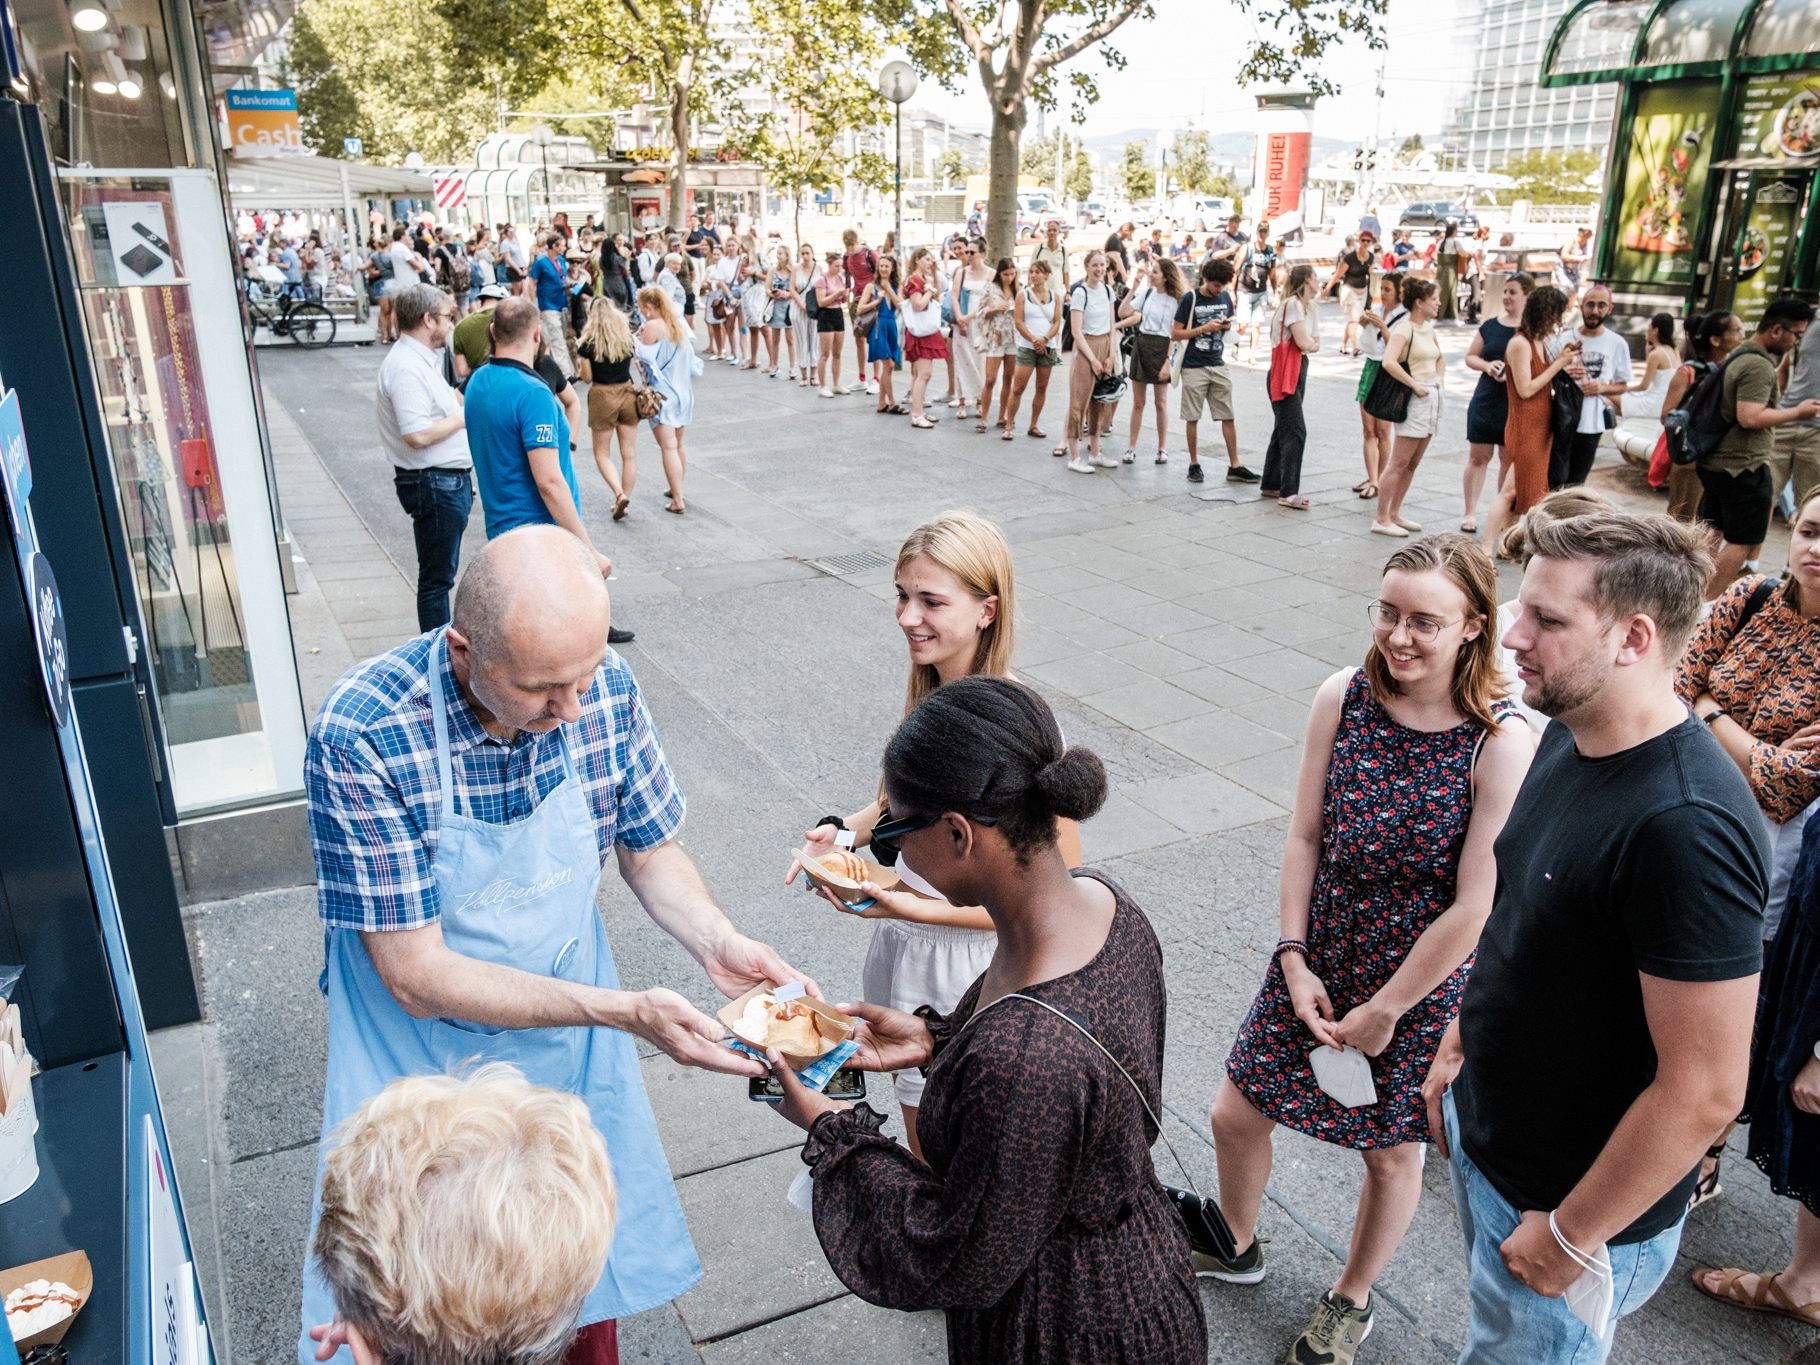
[[1544, 0, 1651, 78], [1638, 0, 1753, 65], [1742, 0, 1820, 58]]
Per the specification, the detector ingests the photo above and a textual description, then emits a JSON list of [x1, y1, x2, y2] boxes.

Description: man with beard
[[1422, 509, 1768, 1364]]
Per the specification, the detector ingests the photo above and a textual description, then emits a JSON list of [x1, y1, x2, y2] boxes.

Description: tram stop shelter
[[1542, 0, 1820, 317]]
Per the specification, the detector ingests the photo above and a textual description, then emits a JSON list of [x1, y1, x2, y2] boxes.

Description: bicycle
[[246, 281, 336, 348]]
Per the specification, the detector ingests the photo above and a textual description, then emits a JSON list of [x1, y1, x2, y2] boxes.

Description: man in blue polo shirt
[[530, 232, 575, 378], [464, 296, 615, 578]]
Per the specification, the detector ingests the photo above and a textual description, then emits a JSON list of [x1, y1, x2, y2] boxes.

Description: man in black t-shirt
[[1424, 509, 1764, 1363], [1170, 258, 1256, 487], [1104, 222, 1134, 286]]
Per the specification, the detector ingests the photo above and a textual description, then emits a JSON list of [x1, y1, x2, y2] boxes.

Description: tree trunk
[[985, 97, 1025, 262], [668, 79, 690, 231]]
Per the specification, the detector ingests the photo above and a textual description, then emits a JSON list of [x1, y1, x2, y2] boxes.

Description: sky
[[903, 0, 1476, 148]]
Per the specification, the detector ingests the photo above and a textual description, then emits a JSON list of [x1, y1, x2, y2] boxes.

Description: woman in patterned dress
[[764, 678, 1206, 1365], [1207, 534, 1533, 1363]]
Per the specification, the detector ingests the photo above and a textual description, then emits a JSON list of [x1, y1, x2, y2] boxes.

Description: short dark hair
[[489, 296, 540, 346], [1760, 296, 1817, 332], [1523, 510, 1713, 654], [1201, 257, 1235, 286], [882, 678, 1107, 865]]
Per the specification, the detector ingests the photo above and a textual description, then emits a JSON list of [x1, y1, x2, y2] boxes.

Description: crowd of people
[[311, 202, 1820, 1365]]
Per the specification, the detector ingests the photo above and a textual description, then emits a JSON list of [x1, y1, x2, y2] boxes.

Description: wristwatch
[[815, 815, 857, 849]]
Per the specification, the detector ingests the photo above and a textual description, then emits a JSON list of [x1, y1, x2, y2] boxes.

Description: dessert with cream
[[729, 993, 828, 1056], [5, 1278, 80, 1339]]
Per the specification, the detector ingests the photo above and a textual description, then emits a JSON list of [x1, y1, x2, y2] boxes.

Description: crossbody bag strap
[[962, 991, 1201, 1197]]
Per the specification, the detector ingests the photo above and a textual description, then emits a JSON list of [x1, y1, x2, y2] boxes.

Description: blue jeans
[[393, 468, 472, 631], [1443, 1091, 1682, 1364]]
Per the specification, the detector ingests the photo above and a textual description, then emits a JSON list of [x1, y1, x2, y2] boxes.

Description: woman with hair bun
[[766, 676, 1205, 1365], [1206, 534, 1532, 1363]]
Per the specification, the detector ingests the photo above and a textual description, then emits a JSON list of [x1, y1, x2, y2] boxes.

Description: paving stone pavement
[[149, 310, 1815, 1365]]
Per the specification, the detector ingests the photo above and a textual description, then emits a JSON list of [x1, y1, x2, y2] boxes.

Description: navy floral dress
[[1226, 668, 1512, 1148]]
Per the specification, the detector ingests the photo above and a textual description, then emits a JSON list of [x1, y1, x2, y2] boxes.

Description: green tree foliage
[[1398, 132, 1425, 161], [731, 0, 895, 247], [1234, 0, 1387, 97], [1496, 150, 1602, 205], [1172, 128, 1213, 194], [286, 0, 502, 162], [1121, 139, 1154, 202], [1065, 147, 1094, 203], [879, 0, 1154, 258], [935, 148, 973, 185], [1020, 132, 1057, 178]]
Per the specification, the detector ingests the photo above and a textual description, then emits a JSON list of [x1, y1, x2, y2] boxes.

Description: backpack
[[1669, 355, 1742, 466], [1239, 247, 1270, 294], [448, 251, 472, 293]]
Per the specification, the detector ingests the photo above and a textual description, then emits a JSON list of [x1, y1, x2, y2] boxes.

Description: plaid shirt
[[306, 629, 685, 933]]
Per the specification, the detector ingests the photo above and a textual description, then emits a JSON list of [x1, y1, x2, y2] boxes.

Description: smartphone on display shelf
[[748, 1067, 867, 1104]]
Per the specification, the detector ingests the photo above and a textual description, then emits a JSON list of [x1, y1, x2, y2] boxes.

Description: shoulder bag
[[961, 991, 1238, 1263], [1362, 361, 1413, 424], [1268, 304, 1306, 403], [628, 351, 663, 420]]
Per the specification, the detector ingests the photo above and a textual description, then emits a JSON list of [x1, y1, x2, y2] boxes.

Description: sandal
[[612, 495, 630, 521], [1460, 517, 1479, 534], [911, 418, 936, 429], [1692, 1269, 1820, 1327], [1028, 427, 1046, 439], [975, 421, 987, 433], [1051, 444, 1067, 458], [1001, 427, 1014, 441], [1690, 1143, 1725, 1212], [1279, 495, 1312, 511], [1351, 480, 1371, 493], [1358, 482, 1379, 499], [890, 403, 909, 415]]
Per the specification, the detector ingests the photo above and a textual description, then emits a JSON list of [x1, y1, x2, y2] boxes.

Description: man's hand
[[1797, 399, 1820, 422], [1422, 1022, 1464, 1157], [1333, 998, 1399, 1057], [1791, 1054, 1820, 1114], [840, 1001, 935, 1073], [701, 930, 820, 1002], [1500, 1209, 1584, 1298], [594, 551, 614, 579], [633, 986, 764, 1077]]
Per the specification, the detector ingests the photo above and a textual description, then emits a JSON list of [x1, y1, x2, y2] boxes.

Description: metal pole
[[894, 102, 903, 254], [541, 141, 550, 225]]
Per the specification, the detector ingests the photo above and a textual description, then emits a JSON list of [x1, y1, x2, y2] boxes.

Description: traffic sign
[[343, 136, 363, 157]]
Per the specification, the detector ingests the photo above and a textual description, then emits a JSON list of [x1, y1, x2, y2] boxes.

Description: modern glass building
[[1444, 0, 1620, 167]]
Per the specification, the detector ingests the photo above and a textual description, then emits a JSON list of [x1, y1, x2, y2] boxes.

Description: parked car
[[1017, 209, 1071, 240], [1397, 201, 1480, 233]]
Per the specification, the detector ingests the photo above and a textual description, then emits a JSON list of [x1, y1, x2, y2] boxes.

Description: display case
[[59, 169, 305, 816]]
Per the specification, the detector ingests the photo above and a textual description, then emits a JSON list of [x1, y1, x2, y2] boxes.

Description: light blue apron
[[298, 637, 700, 1363]]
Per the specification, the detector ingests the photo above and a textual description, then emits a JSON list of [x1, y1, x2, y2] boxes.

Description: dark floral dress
[[800, 871, 1205, 1365], [1227, 668, 1512, 1148]]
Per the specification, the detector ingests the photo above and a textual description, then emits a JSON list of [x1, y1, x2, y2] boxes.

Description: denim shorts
[[1443, 1091, 1682, 1365]]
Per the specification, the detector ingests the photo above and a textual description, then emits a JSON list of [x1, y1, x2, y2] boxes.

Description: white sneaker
[[931, 391, 953, 404], [1067, 457, 1097, 474], [949, 396, 963, 408], [866, 380, 880, 395], [1091, 453, 1120, 469], [819, 387, 835, 398]]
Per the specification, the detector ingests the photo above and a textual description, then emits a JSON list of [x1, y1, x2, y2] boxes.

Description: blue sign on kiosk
[[0, 386, 216, 1364]]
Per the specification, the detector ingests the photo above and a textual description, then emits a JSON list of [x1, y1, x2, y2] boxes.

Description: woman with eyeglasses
[[1206, 534, 1531, 1361], [767, 675, 1205, 1365], [784, 514, 1081, 1159]]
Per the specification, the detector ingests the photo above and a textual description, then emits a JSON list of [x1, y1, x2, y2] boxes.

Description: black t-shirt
[[1339, 249, 1373, 289], [685, 226, 715, 259], [1173, 288, 1231, 368], [1454, 716, 1766, 1243], [1237, 243, 1277, 294], [1104, 233, 1130, 272], [575, 339, 632, 384], [534, 352, 570, 396]]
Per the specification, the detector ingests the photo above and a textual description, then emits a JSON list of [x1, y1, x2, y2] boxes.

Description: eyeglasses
[[1367, 600, 1459, 642], [870, 809, 996, 866]]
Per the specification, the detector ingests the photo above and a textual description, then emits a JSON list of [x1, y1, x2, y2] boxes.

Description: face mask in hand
[[1549, 1210, 1613, 1336]]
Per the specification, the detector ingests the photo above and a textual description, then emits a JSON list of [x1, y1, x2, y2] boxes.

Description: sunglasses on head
[[869, 809, 997, 866]]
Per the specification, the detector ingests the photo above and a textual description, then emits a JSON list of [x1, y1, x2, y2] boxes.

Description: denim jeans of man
[[1442, 1091, 1682, 1364], [393, 468, 472, 631]]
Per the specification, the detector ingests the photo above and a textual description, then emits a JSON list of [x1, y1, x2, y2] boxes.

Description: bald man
[[300, 525, 806, 1365]]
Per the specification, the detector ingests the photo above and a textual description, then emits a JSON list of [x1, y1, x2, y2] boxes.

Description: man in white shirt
[[376, 283, 473, 631], [1553, 284, 1632, 489]]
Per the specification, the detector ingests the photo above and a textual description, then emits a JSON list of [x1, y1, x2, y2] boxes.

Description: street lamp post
[[532, 122, 555, 228], [878, 59, 917, 252]]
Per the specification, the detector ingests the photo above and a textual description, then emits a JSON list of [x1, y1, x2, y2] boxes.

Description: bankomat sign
[[223, 88, 303, 158]]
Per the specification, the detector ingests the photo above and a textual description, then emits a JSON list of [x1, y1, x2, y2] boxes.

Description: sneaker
[[866, 379, 880, 395], [1187, 463, 1205, 484], [1121, 448, 1137, 464], [1067, 457, 1097, 475], [1284, 1291, 1373, 1364], [1155, 450, 1169, 464], [1227, 465, 1261, 483], [1090, 453, 1121, 469], [819, 387, 835, 398], [1192, 1236, 1264, 1284]]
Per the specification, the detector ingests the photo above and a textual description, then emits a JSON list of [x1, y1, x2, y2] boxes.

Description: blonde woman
[[785, 512, 1080, 1160], [950, 238, 992, 421], [815, 250, 851, 397], [1063, 250, 1118, 473], [576, 297, 640, 521], [902, 248, 950, 429], [763, 245, 797, 378], [740, 243, 769, 370], [792, 243, 819, 386], [634, 285, 703, 515]]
